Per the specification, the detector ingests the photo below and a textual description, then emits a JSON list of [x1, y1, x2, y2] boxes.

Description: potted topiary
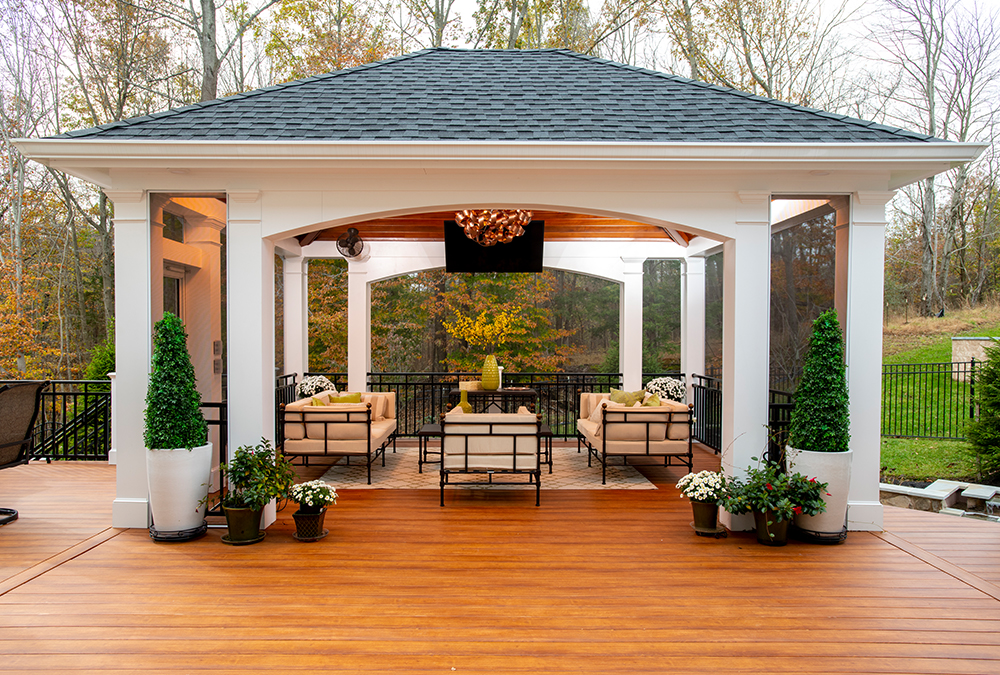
[[219, 439, 296, 545], [144, 312, 212, 542], [786, 308, 852, 543]]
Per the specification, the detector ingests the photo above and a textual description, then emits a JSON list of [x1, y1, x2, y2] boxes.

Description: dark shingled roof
[[58, 48, 936, 143]]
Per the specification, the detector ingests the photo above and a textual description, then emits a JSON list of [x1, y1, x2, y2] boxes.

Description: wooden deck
[[2, 445, 1000, 674]]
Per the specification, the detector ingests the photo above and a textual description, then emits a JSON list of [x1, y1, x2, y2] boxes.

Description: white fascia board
[[13, 139, 987, 187]]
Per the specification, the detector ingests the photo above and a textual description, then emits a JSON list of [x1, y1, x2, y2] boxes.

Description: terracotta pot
[[481, 354, 500, 391], [293, 508, 328, 542], [753, 509, 789, 546]]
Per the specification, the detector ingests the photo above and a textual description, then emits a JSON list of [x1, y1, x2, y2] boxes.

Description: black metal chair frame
[[578, 404, 695, 484], [0, 380, 48, 526], [439, 413, 543, 506], [278, 402, 397, 485]]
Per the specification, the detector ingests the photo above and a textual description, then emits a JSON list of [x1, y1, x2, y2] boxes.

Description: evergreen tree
[[968, 340, 1000, 481]]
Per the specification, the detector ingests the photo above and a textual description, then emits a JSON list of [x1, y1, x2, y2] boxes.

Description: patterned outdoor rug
[[319, 444, 657, 490]]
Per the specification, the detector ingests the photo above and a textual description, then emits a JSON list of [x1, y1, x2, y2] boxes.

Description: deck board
[[2, 453, 1000, 673]]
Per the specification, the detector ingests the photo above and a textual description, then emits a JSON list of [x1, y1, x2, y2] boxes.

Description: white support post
[[845, 192, 894, 531], [283, 256, 309, 377], [227, 190, 278, 527], [720, 193, 772, 531], [832, 196, 850, 323], [347, 261, 371, 392], [681, 256, 707, 401], [620, 257, 645, 391], [107, 190, 151, 528]]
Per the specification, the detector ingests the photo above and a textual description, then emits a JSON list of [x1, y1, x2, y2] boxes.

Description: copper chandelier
[[455, 209, 533, 247]]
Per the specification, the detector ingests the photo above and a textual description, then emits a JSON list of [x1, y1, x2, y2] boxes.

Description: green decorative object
[[482, 354, 500, 391], [458, 389, 473, 413]]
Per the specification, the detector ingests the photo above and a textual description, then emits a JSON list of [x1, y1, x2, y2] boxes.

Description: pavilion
[[14, 48, 985, 532]]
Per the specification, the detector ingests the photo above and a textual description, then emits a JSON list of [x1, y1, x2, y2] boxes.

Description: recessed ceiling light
[[168, 168, 189, 175]]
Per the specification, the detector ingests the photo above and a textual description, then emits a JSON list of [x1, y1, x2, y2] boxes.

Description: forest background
[[1, 0, 998, 381]]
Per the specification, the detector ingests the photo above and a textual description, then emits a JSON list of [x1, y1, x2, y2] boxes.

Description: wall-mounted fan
[[336, 227, 370, 261]]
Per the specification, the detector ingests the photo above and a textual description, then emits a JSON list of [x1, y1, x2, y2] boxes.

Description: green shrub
[[85, 334, 115, 386], [143, 313, 207, 449], [788, 309, 850, 453], [220, 439, 296, 510], [967, 339, 1000, 481]]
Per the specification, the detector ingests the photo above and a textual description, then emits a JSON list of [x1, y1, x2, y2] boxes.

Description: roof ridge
[[553, 50, 937, 142]]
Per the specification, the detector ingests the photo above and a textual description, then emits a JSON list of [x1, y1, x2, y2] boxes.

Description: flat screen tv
[[444, 220, 544, 273]]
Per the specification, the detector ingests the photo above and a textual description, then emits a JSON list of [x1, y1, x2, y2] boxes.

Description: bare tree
[[402, 0, 460, 47]]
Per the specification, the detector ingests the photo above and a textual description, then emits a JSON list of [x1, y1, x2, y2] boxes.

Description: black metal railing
[[882, 360, 977, 440], [691, 374, 722, 453], [364, 371, 623, 438], [0, 380, 112, 461], [767, 388, 795, 463]]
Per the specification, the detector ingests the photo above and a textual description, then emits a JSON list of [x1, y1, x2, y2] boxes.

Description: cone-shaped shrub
[[787, 309, 850, 453], [968, 339, 1000, 480], [144, 313, 207, 449]]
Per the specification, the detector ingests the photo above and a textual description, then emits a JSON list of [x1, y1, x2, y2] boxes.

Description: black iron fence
[[882, 360, 977, 440], [0, 380, 112, 461], [691, 374, 722, 453]]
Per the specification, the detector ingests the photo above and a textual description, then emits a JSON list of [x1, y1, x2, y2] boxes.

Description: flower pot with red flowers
[[723, 458, 828, 546]]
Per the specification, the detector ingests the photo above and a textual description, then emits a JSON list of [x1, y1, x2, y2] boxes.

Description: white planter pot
[[786, 446, 852, 542], [147, 442, 213, 539]]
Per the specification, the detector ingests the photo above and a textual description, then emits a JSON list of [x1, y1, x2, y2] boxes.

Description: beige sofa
[[439, 407, 543, 506], [279, 390, 397, 484], [576, 392, 694, 484]]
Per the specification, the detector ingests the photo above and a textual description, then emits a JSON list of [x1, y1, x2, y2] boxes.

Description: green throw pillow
[[310, 396, 324, 406], [327, 392, 362, 404], [642, 393, 661, 407], [610, 389, 646, 407]]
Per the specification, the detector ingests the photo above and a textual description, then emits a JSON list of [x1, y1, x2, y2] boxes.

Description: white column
[[347, 261, 371, 392], [227, 190, 278, 527], [720, 193, 772, 531], [107, 190, 151, 528], [832, 196, 850, 323], [620, 257, 645, 390], [681, 256, 707, 401], [846, 192, 894, 531], [283, 256, 309, 377]]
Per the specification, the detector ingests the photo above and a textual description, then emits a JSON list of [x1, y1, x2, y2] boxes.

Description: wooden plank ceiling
[[298, 210, 694, 246]]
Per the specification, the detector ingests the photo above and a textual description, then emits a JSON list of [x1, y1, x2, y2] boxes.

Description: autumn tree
[[266, 0, 397, 80]]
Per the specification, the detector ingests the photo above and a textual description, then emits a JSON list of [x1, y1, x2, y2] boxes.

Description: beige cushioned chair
[[440, 407, 543, 506], [279, 390, 396, 485], [577, 392, 694, 484]]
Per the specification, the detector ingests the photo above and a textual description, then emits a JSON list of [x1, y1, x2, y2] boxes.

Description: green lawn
[[879, 311, 1000, 483], [880, 437, 979, 483]]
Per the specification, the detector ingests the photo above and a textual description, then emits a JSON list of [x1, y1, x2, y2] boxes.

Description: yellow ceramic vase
[[481, 354, 500, 391]]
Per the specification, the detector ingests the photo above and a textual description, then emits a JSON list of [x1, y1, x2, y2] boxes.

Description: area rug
[[319, 444, 657, 490]]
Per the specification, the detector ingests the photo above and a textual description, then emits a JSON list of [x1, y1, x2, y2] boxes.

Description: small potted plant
[[786, 309, 852, 543], [144, 313, 212, 542], [289, 480, 338, 542], [723, 457, 828, 546], [218, 439, 296, 545], [675, 470, 728, 536]]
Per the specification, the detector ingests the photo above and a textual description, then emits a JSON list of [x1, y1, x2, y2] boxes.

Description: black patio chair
[[0, 380, 48, 526]]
